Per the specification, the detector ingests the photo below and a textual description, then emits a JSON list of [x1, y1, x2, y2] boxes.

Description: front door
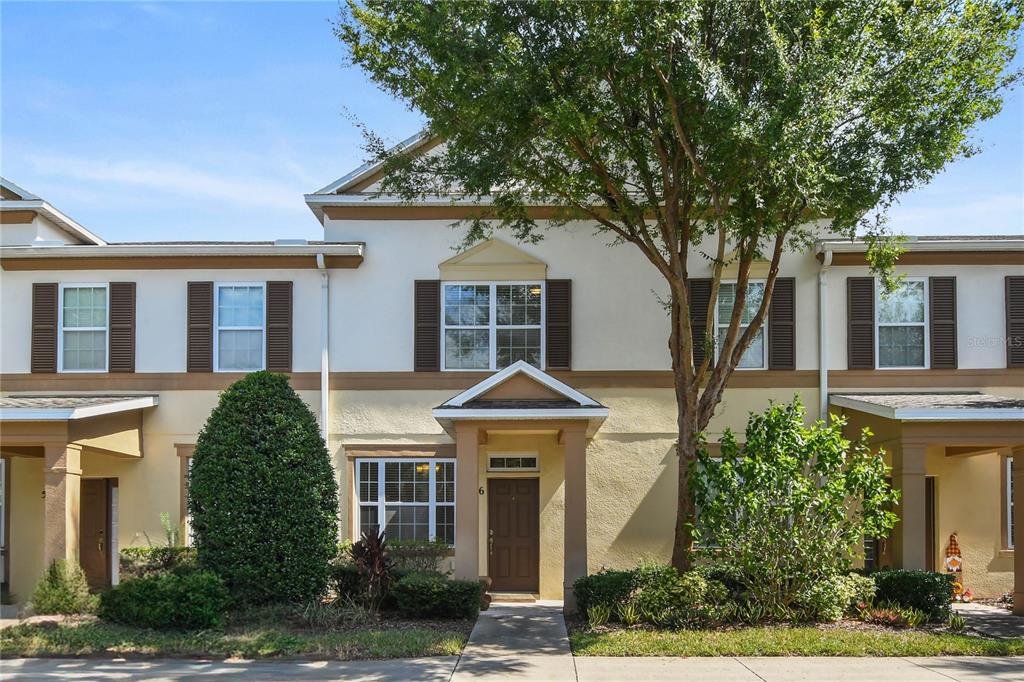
[[80, 479, 111, 590], [487, 478, 539, 592]]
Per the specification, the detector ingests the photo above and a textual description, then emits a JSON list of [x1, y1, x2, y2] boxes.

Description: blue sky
[[2, 2, 1021, 243]]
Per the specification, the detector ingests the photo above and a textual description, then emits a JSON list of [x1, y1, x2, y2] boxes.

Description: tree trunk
[[669, 294, 698, 572]]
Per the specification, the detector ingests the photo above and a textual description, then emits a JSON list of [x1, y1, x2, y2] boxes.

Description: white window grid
[[213, 282, 266, 373], [355, 458, 456, 545], [58, 283, 109, 373], [441, 281, 545, 371], [487, 452, 540, 472], [875, 277, 929, 370], [713, 280, 767, 371]]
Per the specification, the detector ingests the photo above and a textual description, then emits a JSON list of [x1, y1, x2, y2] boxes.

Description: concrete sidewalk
[[4, 655, 1024, 681]]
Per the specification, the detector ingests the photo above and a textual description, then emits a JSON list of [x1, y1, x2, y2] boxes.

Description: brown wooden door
[[79, 479, 110, 590], [488, 478, 539, 592]]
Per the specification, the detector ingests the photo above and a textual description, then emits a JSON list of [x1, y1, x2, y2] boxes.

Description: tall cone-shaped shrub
[[188, 371, 338, 604]]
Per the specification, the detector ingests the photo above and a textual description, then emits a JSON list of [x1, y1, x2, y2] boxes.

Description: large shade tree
[[336, 0, 1021, 569]]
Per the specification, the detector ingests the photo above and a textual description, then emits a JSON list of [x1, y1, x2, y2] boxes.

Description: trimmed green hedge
[[573, 569, 635, 615], [871, 569, 954, 621], [391, 572, 481, 619], [188, 372, 338, 604], [99, 571, 230, 629], [119, 547, 197, 580]]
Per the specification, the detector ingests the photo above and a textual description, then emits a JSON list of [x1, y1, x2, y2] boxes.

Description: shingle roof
[[0, 394, 158, 420], [830, 392, 1024, 421]]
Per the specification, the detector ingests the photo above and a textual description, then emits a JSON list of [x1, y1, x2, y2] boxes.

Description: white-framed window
[[488, 454, 539, 472], [1008, 457, 1015, 550], [876, 278, 928, 369], [214, 283, 265, 372], [356, 458, 456, 545], [442, 282, 544, 370], [715, 281, 766, 370], [59, 283, 109, 372]]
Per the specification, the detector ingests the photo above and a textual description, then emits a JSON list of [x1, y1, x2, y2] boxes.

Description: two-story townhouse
[[2, 148, 1022, 613]]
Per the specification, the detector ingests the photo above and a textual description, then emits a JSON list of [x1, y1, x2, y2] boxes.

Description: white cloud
[[27, 154, 302, 212]]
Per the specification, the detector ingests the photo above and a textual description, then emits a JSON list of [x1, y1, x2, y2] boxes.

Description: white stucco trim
[[0, 199, 106, 246], [441, 360, 601, 407], [0, 396, 158, 421], [0, 242, 364, 259], [828, 395, 1024, 422]]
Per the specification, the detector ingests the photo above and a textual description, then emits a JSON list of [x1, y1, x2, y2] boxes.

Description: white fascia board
[[432, 407, 609, 420], [0, 178, 40, 200], [0, 243, 364, 259], [828, 395, 1024, 422], [0, 396, 159, 422], [816, 238, 1023, 254], [1, 200, 107, 246], [312, 131, 432, 195], [443, 360, 601, 408]]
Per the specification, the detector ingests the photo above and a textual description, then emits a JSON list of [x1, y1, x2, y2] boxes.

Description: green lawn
[[570, 625, 1024, 657], [1, 619, 469, 660]]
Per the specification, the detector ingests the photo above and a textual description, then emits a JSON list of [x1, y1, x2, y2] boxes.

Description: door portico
[[434, 361, 607, 609]]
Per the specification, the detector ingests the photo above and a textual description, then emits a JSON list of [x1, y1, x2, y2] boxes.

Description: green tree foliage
[[188, 371, 338, 604], [336, 0, 1021, 568], [692, 399, 899, 618]]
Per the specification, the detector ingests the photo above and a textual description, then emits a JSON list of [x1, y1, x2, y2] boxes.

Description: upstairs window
[[716, 282, 766, 370], [214, 283, 265, 371], [876, 279, 927, 369], [442, 283, 543, 370], [59, 284, 108, 372]]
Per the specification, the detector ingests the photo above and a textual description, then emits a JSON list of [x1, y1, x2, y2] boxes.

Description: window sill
[[998, 548, 1015, 558]]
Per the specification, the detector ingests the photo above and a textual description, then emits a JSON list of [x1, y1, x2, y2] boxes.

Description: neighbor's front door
[[487, 478, 539, 592], [79, 479, 111, 590]]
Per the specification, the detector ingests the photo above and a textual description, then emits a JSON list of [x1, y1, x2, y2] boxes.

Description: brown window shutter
[[108, 282, 136, 373], [31, 282, 58, 373], [847, 277, 875, 369], [266, 281, 293, 372], [1007, 276, 1024, 368], [187, 281, 213, 373], [414, 280, 440, 371], [545, 280, 572, 371], [768, 277, 796, 370], [929, 277, 957, 369], [688, 278, 713, 368]]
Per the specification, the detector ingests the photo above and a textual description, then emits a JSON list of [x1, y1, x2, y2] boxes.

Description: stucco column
[[454, 422, 480, 581], [563, 425, 588, 612], [1013, 446, 1024, 616], [43, 442, 82, 567], [892, 441, 927, 570]]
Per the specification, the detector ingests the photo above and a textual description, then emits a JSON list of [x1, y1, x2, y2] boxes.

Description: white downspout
[[818, 249, 833, 422], [316, 254, 330, 444]]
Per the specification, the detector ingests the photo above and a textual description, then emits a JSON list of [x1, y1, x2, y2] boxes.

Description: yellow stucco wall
[[8, 457, 43, 605], [928, 449, 1013, 598]]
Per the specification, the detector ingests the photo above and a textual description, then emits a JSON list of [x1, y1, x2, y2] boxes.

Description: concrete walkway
[[5, 655, 1024, 681], [954, 602, 1024, 639]]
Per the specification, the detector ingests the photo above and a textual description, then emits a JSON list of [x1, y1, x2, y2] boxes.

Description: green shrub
[[632, 564, 719, 627], [391, 572, 481, 619], [30, 560, 97, 615], [573, 568, 634, 614], [188, 371, 338, 604], [120, 547, 197, 580], [872, 569, 954, 621], [692, 399, 899, 618], [329, 561, 364, 602], [587, 604, 611, 628], [390, 540, 451, 574], [99, 571, 229, 629]]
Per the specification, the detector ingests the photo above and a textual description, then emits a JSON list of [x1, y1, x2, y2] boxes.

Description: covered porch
[[0, 395, 157, 603], [831, 393, 1024, 615], [433, 361, 607, 609]]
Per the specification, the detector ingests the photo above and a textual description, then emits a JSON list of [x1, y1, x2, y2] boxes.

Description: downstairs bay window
[[356, 459, 455, 545]]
